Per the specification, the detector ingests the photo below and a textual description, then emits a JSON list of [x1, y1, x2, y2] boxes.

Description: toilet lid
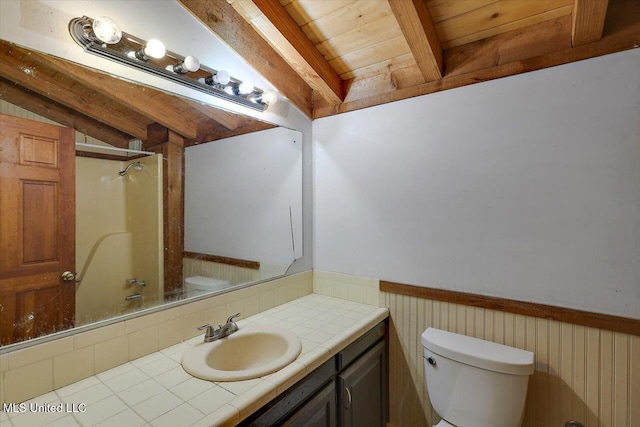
[[185, 276, 229, 290]]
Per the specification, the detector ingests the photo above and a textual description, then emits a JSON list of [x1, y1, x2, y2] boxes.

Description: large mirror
[[0, 39, 303, 348]]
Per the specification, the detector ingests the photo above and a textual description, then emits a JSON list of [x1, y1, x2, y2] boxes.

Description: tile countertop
[[3, 294, 388, 427]]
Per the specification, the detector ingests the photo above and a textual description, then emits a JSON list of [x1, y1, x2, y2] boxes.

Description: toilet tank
[[422, 328, 534, 427]]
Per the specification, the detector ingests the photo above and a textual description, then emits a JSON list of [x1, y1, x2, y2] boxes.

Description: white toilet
[[421, 327, 534, 427], [184, 276, 230, 298]]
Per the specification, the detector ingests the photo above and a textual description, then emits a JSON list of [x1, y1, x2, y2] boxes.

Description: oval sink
[[181, 324, 302, 381]]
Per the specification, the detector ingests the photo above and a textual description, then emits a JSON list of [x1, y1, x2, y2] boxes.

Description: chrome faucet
[[198, 313, 241, 342]]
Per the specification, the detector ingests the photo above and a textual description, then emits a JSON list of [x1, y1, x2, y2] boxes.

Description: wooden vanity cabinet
[[282, 381, 337, 427], [239, 320, 387, 427], [338, 340, 386, 427]]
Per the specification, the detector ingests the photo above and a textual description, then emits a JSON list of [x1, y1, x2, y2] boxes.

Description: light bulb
[[92, 16, 122, 44], [238, 81, 254, 95], [214, 70, 231, 86], [169, 55, 200, 74], [203, 70, 231, 86], [144, 39, 165, 59], [261, 90, 278, 106], [132, 38, 165, 61]]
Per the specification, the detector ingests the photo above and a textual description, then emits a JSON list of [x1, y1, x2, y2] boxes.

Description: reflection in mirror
[[184, 127, 303, 296], [0, 40, 303, 348], [75, 148, 163, 326]]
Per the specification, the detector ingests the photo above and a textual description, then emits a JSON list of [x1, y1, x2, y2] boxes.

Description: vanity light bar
[[68, 16, 271, 112]]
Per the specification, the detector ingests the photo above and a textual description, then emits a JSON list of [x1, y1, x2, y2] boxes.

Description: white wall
[[313, 50, 640, 319], [185, 127, 303, 267]]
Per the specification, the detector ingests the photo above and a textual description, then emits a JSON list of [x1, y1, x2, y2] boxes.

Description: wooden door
[[0, 113, 75, 345]]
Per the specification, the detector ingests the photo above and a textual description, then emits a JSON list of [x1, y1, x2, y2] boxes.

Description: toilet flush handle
[[427, 356, 436, 366]]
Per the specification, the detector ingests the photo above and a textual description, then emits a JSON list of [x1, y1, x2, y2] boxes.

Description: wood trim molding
[[183, 251, 260, 270], [380, 280, 640, 336]]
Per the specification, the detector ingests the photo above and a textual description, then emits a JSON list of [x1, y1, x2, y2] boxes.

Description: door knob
[[61, 271, 76, 281]]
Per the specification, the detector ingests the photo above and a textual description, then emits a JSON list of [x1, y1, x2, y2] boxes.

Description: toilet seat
[[434, 420, 455, 427]]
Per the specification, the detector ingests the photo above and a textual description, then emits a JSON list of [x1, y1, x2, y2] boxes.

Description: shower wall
[[75, 156, 163, 325], [125, 155, 164, 307]]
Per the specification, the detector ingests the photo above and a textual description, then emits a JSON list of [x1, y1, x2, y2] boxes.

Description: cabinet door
[[338, 341, 387, 427], [283, 381, 336, 427]]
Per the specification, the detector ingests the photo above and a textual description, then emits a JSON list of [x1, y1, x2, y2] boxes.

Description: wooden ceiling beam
[[178, 0, 313, 117], [388, 0, 443, 82], [228, 0, 345, 105], [38, 53, 200, 140], [0, 78, 131, 149], [572, 0, 609, 46], [0, 42, 148, 139], [187, 119, 276, 146], [185, 100, 239, 131]]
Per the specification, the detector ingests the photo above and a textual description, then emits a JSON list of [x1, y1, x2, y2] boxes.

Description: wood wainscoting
[[381, 280, 639, 427]]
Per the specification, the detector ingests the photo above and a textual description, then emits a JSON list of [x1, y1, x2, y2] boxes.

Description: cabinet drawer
[[337, 322, 386, 370]]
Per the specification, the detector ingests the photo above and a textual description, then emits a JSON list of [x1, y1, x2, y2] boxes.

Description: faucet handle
[[197, 324, 215, 338], [226, 313, 241, 323]]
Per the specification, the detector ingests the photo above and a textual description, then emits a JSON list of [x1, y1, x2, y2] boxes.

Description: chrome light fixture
[[69, 15, 276, 111]]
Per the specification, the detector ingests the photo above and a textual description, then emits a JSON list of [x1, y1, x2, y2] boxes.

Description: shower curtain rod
[[75, 142, 156, 156]]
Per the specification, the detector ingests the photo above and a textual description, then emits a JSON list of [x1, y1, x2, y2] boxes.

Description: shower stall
[[75, 151, 164, 326]]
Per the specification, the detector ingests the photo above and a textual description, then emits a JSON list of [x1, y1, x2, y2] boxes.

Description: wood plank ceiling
[[180, 0, 640, 119]]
